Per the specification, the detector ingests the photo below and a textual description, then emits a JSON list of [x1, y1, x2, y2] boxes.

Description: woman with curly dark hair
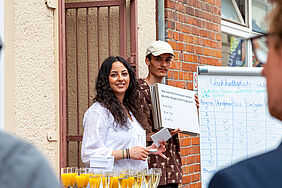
[[81, 56, 166, 169]]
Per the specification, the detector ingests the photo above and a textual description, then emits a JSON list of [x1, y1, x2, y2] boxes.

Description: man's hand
[[147, 140, 167, 159], [169, 128, 182, 137]]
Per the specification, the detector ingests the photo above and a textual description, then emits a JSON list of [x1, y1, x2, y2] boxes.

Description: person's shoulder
[[208, 167, 240, 188], [0, 132, 60, 188], [137, 78, 149, 90], [89, 102, 104, 109], [208, 154, 264, 188], [85, 102, 108, 115], [137, 78, 145, 84], [238, 143, 282, 171], [245, 143, 282, 175], [0, 131, 32, 157], [0, 131, 26, 153], [209, 144, 282, 188], [0, 131, 45, 161], [84, 102, 111, 122]]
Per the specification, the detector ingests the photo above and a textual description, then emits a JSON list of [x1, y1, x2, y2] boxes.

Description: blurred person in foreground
[[208, 0, 282, 187], [0, 39, 60, 188]]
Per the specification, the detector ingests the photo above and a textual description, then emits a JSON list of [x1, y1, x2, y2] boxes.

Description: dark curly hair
[[95, 56, 148, 131]]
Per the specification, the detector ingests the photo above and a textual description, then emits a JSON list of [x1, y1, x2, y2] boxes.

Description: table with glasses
[[61, 167, 161, 188]]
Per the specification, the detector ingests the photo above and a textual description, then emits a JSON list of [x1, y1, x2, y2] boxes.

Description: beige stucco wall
[[137, 0, 156, 78], [4, 0, 59, 175]]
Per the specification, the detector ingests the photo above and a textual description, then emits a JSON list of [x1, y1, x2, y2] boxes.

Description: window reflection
[[222, 0, 241, 23], [252, 0, 272, 33], [252, 51, 264, 67], [222, 0, 246, 25], [222, 33, 247, 67]]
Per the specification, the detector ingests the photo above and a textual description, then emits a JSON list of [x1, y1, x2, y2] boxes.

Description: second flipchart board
[[196, 66, 282, 188]]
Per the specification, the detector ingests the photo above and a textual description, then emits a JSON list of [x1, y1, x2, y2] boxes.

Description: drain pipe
[[157, 0, 166, 84], [158, 0, 165, 41]]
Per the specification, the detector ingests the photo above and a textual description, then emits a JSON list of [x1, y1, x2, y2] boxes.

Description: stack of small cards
[[90, 156, 114, 170]]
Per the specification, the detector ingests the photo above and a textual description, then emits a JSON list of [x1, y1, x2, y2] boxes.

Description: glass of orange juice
[[75, 168, 87, 188], [126, 171, 135, 188], [109, 170, 120, 188], [102, 170, 114, 188], [89, 170, 102, 188], [61, 168, 71, 188], [118, 169, 129, 188], [81, 167, 91, 188], [68, 167, 78, 188]]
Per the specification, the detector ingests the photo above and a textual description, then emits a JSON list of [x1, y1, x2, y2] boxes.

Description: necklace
[[122, 104, 132, 121]]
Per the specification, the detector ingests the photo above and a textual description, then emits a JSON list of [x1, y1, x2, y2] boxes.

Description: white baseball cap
[[146, 40, 175, 56]]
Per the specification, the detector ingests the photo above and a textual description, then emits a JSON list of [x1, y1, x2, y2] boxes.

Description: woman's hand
[[147, 140, 167, 159], [129, 146, 149, 161]]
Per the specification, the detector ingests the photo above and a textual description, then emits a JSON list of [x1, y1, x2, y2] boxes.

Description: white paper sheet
[[151, 128, 172, 147]]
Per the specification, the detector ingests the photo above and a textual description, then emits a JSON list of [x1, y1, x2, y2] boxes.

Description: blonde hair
[[268, 0, 282, 47]]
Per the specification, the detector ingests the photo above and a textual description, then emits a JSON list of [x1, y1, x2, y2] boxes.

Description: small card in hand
[[151, 128, 172, 147]]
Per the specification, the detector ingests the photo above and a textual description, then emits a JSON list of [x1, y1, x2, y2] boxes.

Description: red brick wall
[[164, 0, 222, 187]]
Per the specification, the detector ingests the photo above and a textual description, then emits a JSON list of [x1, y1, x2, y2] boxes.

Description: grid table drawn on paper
[[198, 75, 282, 188]]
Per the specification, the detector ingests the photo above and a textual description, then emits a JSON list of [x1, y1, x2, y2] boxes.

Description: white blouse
[[81, 102, 148, 170]]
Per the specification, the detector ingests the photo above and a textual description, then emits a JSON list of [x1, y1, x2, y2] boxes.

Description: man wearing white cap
[[142, 40, 175, 85], [138, 41, 182, 188]]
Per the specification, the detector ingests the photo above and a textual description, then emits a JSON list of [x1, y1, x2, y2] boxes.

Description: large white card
[[151, 83, 200, 135]]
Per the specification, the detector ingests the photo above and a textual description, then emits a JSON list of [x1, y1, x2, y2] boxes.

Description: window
[[252, 0, 272, 33], [221, 0, 272, 67], [222, 0, 246, 25], [222, 33, 247, 67]]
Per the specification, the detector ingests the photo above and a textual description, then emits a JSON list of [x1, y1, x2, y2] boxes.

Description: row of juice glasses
[[61, 167, 91, 188], [60, 168, 161, 188], [110, 169, 144, 188], [99, 168, 161, 188], [84, 169, 143, 188]]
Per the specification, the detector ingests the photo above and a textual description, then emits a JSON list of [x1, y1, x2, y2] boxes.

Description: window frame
[[221, 0, 268, 67]]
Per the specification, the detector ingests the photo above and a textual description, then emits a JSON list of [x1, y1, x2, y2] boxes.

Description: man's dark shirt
[[138, 78, 182, 185], [209, 142, 282, 188]]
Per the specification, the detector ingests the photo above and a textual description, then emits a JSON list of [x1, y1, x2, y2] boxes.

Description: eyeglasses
[[249, 33, 269, 65]]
